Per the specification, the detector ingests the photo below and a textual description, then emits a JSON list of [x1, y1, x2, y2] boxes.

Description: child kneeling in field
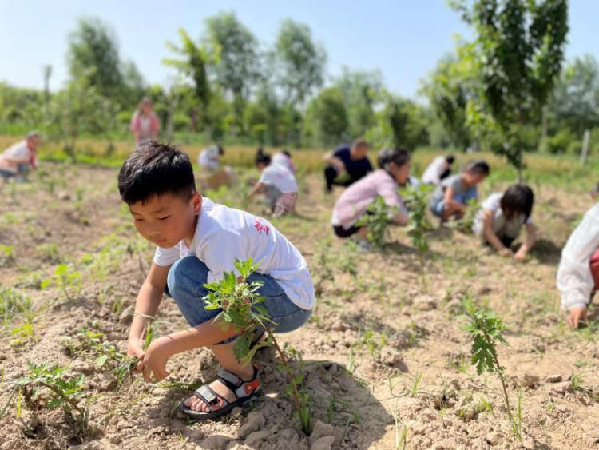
[[473, 185, 537, 261], [429, 160, 490, 221], [557, 203, 599, 328], [118, 142, 314, 420], [331, 147, 410, 251], [249, 149, 299, 217]]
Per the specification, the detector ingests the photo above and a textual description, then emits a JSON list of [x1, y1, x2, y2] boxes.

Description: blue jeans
[[167, 256, 311, 337]]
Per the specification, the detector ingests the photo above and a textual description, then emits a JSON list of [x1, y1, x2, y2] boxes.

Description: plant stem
[[39, 381, 83, 416]]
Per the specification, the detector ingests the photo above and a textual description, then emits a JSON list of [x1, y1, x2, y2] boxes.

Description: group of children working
[[1, 133, 596, 422]]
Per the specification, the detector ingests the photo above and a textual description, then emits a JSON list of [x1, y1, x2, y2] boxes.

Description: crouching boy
[[118, 142, 314, 420]]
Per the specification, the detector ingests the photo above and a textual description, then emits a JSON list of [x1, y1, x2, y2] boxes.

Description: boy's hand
[[127, 338, 146, 372], [567, 306, 587, 329], [514, 248, 528, 262], [143, 337, 172, 383], [500, 248, 513, 258]]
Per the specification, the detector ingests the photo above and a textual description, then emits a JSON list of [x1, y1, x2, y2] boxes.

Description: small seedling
[[402, 185, 433, 282], [465, 301, 520, 438], [42, 264, 82, 300], [356, 197, 396, 249], [203, 258, 314, 435], [0, 287, 32, 326], [0, 245, 15, 267], [62, 328, 137, 385], [409, 372, 422, 397], [1, 362, 89, 432]]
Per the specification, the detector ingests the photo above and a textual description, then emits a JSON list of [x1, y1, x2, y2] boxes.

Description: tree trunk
[[581, 129, 591, 166], [539, 106, 547, 153]]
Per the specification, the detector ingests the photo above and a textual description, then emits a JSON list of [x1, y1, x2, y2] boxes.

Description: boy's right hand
[[128, 338, 146, 372], [567, 306, 587, 329], [500, 248, 513, 258]]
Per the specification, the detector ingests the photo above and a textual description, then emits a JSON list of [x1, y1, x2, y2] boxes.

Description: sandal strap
[[217, 367, 261, 399], [193, 385, 229, 412]]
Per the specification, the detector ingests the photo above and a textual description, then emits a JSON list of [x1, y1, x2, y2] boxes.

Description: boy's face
[[129, 192, 201, 248], [463, 171, 487, 186]]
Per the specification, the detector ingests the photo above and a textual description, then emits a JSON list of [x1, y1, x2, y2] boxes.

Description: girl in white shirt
[[473, 184, 537, 261], [249, 149, 299, 217]]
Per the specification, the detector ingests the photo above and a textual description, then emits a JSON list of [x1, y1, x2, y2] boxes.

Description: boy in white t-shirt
[[198, 145, 224, 172], [249, 150, 299, 217], [473, 184, 537, 261], [118, 142, 314, 421]]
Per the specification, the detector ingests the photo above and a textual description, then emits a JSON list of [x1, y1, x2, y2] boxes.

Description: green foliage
[[465, 301, 520, 436], [450, 0, 569, 178], [275, 19, 327, 105], [0, 244, 15, 267], [203, 258, 313, 435], [356, 197, 396, 249], [303, 87, 348, 146], [2, 362, 89, 430], [449, 198, 480, 233], [403, 184, 433, 255], [0, 287, 32, 326], [62, 328, 137, 385], [42, 264, 82, 300]]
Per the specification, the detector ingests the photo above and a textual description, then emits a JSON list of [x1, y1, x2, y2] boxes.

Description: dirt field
[[1, 162, 599, 450]]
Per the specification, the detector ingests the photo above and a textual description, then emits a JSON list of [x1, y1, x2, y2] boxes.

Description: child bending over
[[118, 142, 314, 420], [331, 147, 410, 251], [249, 149, 299, 217], [473, 184, 537, 261], [557, 203, 599, 328], [429, 160, 490, 221]]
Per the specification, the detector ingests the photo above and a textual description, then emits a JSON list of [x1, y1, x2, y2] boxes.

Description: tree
[[67, 17, 125, 102], [46, 76, 118, 157], [420, 50, 474, 150], [274, 19, 327, 105], [334, 68, 385, 138], [303, 87, 348, 147], [163, 28, 212, 131], [42, 65, 53, 103], [203, 12, 262, 134], [450, 0, 568, 180], [120, 60, 146, 108], [547, 54, 599, 137]]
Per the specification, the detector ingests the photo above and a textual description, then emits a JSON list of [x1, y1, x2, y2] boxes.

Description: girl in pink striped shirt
[[331, 148, 411, 251]]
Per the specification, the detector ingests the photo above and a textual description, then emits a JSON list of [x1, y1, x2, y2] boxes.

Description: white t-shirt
[[422, 157, 447, 185], [557, 203, 599, 310], [153, 198, 314, 309], [473, 193, 533, 239], [272, 153, 295, 174], [199, 148, 220, 171], [260, 165, 298, 194], [0, 140, 30, 172]]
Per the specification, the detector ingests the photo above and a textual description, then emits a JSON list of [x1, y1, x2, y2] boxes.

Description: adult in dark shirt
[[323, 138, 373, 193]]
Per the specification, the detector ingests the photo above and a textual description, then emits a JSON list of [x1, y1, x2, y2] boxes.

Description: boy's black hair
[[217, 145, 224, 156], [446, 155, 455, 164], [379, 147, 410, 169], [501, 184, 534, 220], [117, 141, 196, 205], [465, 160, 490, 176], [255, 148, 271, 166]]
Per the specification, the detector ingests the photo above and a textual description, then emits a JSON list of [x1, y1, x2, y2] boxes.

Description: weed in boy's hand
[[204, 258, 313, 435]]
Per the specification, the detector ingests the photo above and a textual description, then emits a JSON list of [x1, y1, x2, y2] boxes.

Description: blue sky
[[0, 0, 596, 100]]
